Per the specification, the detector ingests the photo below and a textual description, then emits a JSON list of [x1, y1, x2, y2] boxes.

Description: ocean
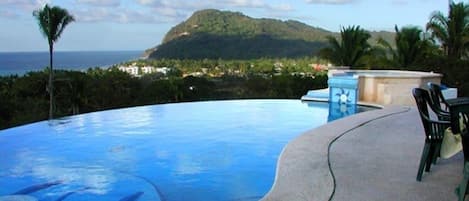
[[0, 51, 143, 76]]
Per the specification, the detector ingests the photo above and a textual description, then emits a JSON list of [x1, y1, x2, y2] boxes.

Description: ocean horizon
[[0, 50, 143, 76]]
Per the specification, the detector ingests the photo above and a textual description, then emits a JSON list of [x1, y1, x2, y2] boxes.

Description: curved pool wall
[[0, 100, 375, 201]]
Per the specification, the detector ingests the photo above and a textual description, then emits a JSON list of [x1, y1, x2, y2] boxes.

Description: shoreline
[[0, 51, 143, 76], [0, 50, 144, 53]]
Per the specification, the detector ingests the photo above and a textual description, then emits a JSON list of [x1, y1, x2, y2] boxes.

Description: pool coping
[[330, 70, 443, 78], [261, 105, 410, 201]]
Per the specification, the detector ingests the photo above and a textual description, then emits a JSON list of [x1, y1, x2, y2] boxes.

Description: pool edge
[[260, 105, 410, 201]]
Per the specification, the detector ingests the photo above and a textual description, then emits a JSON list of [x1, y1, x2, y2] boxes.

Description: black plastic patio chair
[[413, 88, 451, 181], [427, 83, 451, 121]]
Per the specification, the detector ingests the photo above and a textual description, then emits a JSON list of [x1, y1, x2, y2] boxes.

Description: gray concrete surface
[[331, 107, 463, 201], [262, 106, 464, 201]]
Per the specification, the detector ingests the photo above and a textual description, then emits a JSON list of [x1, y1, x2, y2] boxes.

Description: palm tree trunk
[[49, 43, 54, 120]]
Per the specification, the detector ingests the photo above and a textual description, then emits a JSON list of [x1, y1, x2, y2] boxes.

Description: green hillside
[[147, 9, 393, 59]]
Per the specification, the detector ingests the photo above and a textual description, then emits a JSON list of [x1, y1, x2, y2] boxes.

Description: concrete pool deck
[[262, 105, 463, 201]]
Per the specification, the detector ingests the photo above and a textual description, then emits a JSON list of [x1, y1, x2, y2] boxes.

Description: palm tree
[[426, 1, 469, 60], [320, 25, 371, 67], [378, 25, 429, 67], [33, 4, 74, 119]]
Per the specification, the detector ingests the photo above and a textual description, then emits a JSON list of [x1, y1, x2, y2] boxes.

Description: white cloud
[[0, 0, 49, 10], [270, 3, 294, 12], [74, 8, 115, 22], [223, 0, 266, 8], [9, 150, 116, 195], [134, 0, 205, 10], [76, 0, 121, 7], [133, 0, 157, 6], [0, 0, 34, 5], [0, 0, 50, 8], [0, 0, 50, 19], [153, 7, 186, 19], [133, 0, 295, 20], [134, 0, 288, 11], [132, 0, 204, 22], [222, 0, 294, 11], [305, 0, 356, 4], [36, 0, 50, 7], [0, 10, 20, 18], [0, 0, 294, 23], [74, 7, 173, 24]]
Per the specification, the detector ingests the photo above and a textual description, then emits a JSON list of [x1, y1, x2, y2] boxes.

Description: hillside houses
[[118, 63, 171, 77]]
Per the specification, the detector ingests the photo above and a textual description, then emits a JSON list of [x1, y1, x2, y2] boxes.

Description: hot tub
[[303, 68, 445, 106], [336, 70, 442, 105]]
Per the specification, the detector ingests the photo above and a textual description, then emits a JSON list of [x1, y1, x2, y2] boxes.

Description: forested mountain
[[147, 9, 394, 59]]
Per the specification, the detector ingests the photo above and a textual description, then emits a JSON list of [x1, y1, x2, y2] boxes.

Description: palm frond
[[426, 2, 469, 59], [33, 4, 75, 44], [321, 25, 370, 67]]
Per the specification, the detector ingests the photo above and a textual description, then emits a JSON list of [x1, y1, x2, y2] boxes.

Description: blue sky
[[0, 0, 457, 52]]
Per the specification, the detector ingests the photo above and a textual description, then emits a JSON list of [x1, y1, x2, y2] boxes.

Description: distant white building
[[189, 72, 203, 77], [179, 32, 190, 36], [118, 65, 172, 77], [156, 67, 171, 75], [141, 66, 155, 74], [118, 65, 139, 76]]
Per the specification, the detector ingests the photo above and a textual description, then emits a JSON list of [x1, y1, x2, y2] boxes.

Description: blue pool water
[[0, 100, 373, 201]]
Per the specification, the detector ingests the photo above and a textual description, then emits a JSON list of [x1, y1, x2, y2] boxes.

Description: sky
[[0, 0, 460, 52]]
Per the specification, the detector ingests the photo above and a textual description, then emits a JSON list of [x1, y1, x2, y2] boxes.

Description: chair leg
[[456, 162, 469, 201], [426, 143, 436, 172], [417, 142, 431, 181], [432, 142, 442, 164]]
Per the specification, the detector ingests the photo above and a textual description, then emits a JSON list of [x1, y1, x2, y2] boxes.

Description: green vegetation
[[161, 9, 332, 43], [320, 26, 371, 67], [149, 33, 327, 59], [0, 58, 328, 129], [125, 57, 327, 76], [414, 2, 469, 97], [147, 9, 394, 59], [33, 4, 74, 119], [315, 2, 469, 97], [426, 2, 469, 60], [377, 26, 432, 67]]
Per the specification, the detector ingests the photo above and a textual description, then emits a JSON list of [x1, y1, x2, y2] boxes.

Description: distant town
[[118, 63, 172, 77], [116, 60, 331, 78]]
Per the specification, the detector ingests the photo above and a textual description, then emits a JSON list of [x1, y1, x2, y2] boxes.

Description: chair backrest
[[412, 88, 447, 141], [413, 88, 432, 136], [413, 88, 430, 120], [428, 82, 449, 111]]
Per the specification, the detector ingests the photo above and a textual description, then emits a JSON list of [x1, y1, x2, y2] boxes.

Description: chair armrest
[[436, 112, 451, 121], [421, 113, 451, 125], [429, 102, 451, 119], [428, 119, 451, 126], [424, 116, 452, 139]]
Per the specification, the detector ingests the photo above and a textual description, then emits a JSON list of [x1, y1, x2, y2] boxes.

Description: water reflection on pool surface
[[0, 100, 374, 201]]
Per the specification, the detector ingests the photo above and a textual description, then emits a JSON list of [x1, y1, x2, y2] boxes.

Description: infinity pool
[[0, 100, 374, 201]]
